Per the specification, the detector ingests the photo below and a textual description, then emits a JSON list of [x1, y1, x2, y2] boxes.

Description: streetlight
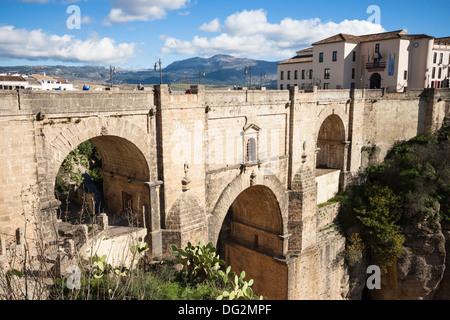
[[154, 58, 162, 84], [245, 66, 252, 89], [199, 70, 206, 85], [260, 72, 266, 89], [110, 65, 116, 88]]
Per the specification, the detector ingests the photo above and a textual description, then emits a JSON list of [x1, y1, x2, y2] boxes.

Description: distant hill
[[0, 55, 280, 88]]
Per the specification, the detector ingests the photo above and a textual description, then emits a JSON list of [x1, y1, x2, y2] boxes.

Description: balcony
[[366, 61, 386, 70]]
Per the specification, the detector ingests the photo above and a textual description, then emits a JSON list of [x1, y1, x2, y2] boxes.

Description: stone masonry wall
[[0, 87, 449, 300]]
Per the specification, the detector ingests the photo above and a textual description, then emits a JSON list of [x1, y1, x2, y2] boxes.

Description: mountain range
[[0, 55, 280, 89]]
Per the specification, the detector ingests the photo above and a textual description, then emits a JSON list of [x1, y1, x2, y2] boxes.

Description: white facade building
[[0, 75, 29, 90], [430, 37, 450, 88], [30, 74, 74, 91], [278, 30, 449, 92]]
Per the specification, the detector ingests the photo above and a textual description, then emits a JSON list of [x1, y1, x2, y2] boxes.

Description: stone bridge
[[0, 85, 449, 299]]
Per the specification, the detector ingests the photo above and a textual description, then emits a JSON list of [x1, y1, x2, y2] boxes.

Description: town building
[[30, 74, 74, 91], [0, 73, 75, 91], [278, 30, 450, 91], [0, 75, 29, 90], [430, 37, 450, 88]]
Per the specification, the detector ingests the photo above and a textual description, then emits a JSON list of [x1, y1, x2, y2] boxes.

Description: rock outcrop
[[367, 206, 447, 300]]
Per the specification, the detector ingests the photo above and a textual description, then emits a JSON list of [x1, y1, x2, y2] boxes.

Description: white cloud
[[0, 25, 137, 65], [80, 15, 94, 24], [162, 9, 386, 60], [107, 0, 190, 23], [199, 18, 221, 33]]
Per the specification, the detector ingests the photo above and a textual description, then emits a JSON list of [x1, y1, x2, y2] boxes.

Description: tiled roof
[[357, 30, 407, 43], [30, 74, 56, 81], [312, 30, 412, 46], [296, 47, 314, 55], [0, 76, 27, 82], [279, 47, 314, 65], [312, 33, 362, 45], [278, 56, 313, 65], [24, 77, 41, 86], [435, 37, 450, 45], [54, 77, 70, 84]]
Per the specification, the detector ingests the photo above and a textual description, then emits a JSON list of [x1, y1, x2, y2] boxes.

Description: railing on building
[[366, 61, 386, 70]]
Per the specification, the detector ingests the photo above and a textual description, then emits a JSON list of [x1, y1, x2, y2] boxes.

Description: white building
[[30, 74, 74, 91], [278, 30, 449, 92], [0, 75, 29, 90], [430, 37, 450, 88]]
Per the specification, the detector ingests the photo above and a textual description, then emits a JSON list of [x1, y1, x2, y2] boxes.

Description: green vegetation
[[338, 120, 450, 272], [44, 238, 262, 300], [55, 140, 103, 196]]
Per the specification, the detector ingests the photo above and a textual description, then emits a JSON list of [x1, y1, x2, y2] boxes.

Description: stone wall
[[0, 86, 449, 300]]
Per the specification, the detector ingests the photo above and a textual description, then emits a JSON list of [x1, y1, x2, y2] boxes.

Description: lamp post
[[110, 65, 116, 88], [154, 59, 162, 84], [260, 72, 266, 89], [199, 70, 206, 85], [245, 66, 252, 89]]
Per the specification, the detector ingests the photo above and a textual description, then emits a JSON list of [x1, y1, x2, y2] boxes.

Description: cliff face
[[434, 220, 450, 299], [373, 213, 446, 299], [348, 207, 449, 300]]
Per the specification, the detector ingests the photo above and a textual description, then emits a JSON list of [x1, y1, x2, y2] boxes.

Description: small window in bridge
[[246, 137, 257, 163]]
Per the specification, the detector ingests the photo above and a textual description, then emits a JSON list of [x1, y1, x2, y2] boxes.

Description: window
[[324, 68, 330, 79], [375, 44, 380, 53], [246, 138, 257, 163], [280, 84, 284, 90], [319, 52, 324, 63], [433, 52, 437, 64], [432, 67, 436, 79], [309, 69, 313, 79], [280, 71, 284, 80], [350, 83, 355, 89], [439, 53, 443, 64], [332, 51, 337, 61], [353, 51, 356, 62], [438, 68, 442, 79], [352, 68, 355, 79], [287, 71, 291, 80], [323, 83, 330, 89], [294, 70, 298, 80], [302, 70, 305, 80], [404, 70, 408, 80]]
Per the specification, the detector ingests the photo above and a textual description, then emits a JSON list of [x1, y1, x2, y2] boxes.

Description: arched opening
[[55, 136, 151, 229], [217, 185, 288, 300], [370, 73, 382, 89], [316, 114, 346, 170], [316, 115, 346, 203]]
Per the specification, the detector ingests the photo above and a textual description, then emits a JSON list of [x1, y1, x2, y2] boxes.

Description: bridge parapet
[[204, 89, 290, 106], [0, 90, 155, 116]]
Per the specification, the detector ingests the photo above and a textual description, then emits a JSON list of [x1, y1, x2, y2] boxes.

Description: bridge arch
[[209, 172, 290, 299], [44, 117, 154, 229]]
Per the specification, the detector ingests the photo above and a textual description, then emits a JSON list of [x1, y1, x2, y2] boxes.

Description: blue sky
[[0, 0, 448, 69]]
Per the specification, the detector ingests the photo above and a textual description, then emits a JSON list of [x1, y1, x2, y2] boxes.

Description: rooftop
[[279, 47, 314, 65], [30, 74, 56, 81], [311, 30, 433, 46], [435, 37, 450, 45], [0, 76, 27, 82]]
